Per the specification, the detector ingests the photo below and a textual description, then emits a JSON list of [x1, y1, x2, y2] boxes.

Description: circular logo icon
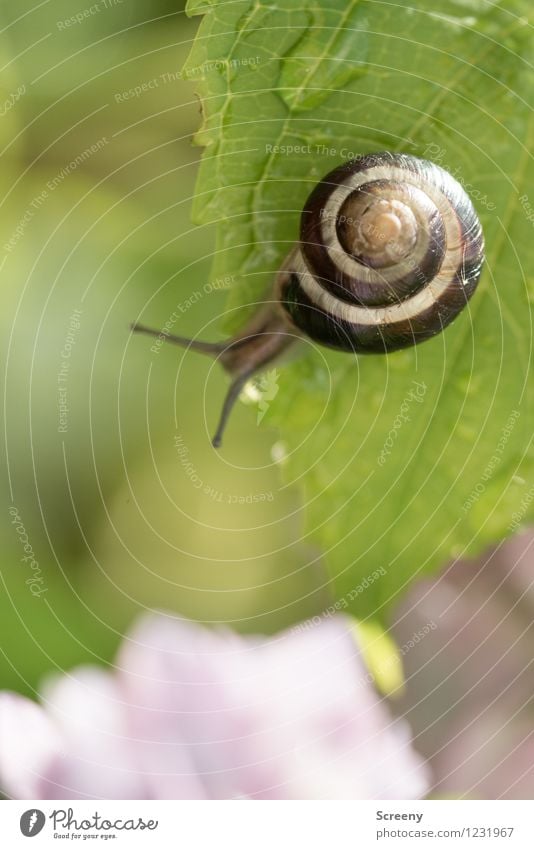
[[20, 810, 46, 837]]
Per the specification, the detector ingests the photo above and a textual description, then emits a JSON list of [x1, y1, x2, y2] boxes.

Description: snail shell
[[280, 151, 484, 353], [132, 151, 485, 446]]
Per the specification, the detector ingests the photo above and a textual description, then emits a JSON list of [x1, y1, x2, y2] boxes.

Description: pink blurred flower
[[0, 614, 428, 800], [391, 531, 534, 799]]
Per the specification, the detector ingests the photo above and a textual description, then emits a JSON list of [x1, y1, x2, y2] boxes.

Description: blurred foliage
[[0, 0, 328, 697]]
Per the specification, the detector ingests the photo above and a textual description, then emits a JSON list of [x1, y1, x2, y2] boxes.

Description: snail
[[132, 152, 485, 447]]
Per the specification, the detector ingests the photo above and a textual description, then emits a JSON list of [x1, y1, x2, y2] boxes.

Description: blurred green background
[[0, 0, 327, 696]]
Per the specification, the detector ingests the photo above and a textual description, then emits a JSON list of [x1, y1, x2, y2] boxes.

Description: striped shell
[[281, 152, 485, 353]]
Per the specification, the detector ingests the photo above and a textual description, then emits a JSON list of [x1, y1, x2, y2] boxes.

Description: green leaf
[[185, 0, 534, 619]]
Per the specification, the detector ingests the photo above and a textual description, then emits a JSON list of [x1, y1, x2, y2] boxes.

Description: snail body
[[133, 152, 485, 446]]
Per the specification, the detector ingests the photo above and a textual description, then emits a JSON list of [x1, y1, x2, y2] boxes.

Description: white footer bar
[[1, 800, 532, 847]]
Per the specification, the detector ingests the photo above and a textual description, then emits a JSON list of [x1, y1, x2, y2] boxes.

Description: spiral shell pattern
[[281, 152, 485, 353]]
